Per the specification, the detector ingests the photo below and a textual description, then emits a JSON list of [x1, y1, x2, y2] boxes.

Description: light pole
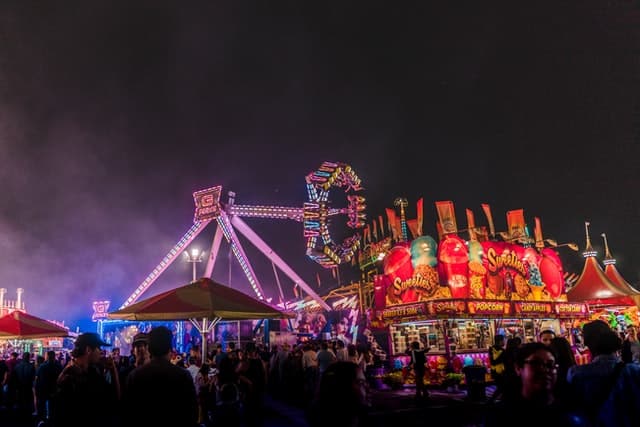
[[184, 248, 206, 281], [180, 248, 206, 353]]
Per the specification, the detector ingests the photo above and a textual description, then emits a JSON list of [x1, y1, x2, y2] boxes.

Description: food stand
[[369, 203, 587, 385]]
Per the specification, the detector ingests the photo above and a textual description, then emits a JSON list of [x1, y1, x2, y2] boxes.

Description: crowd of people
[[483, 322, 640, 426], [0, 329, 375, 427], [2, 320, 639, 427]]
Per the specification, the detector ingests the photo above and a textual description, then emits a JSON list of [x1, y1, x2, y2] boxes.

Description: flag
[[534, 217, 544, 249], [378, 215, 385, 237], [506, 209, 526, 241], [435, 200, 457, 234], [407, 219, 419, 240], [416, 198, 424, 236], [476, 226, 489, 242], [466, 209, 476, 241], [385, 208, 399, 241], [481, 204, 495, 238]]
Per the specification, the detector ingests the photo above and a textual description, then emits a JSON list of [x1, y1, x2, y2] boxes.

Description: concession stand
[[368, 202, 586, 385]]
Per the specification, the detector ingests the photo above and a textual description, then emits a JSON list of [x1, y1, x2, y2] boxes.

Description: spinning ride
[[120, 161, 366, 313]]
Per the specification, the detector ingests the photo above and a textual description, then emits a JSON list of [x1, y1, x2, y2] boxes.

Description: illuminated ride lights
[[120, 220, 211, 309], [303, 162, 366, 268], [120, 161, 365, 312]]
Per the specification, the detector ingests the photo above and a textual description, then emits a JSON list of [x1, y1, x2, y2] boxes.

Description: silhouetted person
[[51, 333, 119, 427], [122, 325, 198, 427], [407, 341, 428, 401], [307, 361, 370, 427], [488, 334, 506, 401], [35, 350, 62, 423]]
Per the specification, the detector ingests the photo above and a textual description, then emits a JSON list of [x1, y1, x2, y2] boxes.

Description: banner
[[513, 302, 553, 316], [416, 198, 424, 236], [436, 201, 458, 234], [466, 209, 476, 241], [382, 302, 428, 320], [385, 208, 399, 241], [554, 303, 588, 317], [467, 300, 511, 316], [481, 204, 495, 239], [378, 215, 385, 238], [428, 300, 467, 316], [534, 217, 544, 250], [406, 219, 419, 240], [506, 209, 526, 241]]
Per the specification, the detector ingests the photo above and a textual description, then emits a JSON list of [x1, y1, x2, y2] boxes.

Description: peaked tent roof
[[601, 233, 640, 308], [567, 223, 636, 308]]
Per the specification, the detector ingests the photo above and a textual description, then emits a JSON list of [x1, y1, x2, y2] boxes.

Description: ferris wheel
[[119, 161, 366, 312]]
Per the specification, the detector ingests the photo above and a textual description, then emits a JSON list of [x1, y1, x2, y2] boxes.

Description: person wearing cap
[[118, 332, 150, 395], [131, 332, 150, 368], [122, 326, 198, 427], [51, 332, 120, 427]]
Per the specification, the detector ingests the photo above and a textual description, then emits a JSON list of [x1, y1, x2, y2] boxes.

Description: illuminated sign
[[486, 247, 528, 277], [92, 300, 110, 322], [429, 300, 466, 316], [193, 186, 222, 222], [554, 303, 588, 317], [513, 302, 553, 316], [382, 302, 427, 319], [467, 300, 511, 316], [43, 339, 63, 347], [305, 162, 365, 268]]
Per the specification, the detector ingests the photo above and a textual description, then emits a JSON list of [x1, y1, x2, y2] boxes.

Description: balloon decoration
[[377, 235, 569, 305]]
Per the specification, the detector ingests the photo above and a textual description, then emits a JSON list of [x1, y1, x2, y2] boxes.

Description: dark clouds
[[1, 1, 639, 331]]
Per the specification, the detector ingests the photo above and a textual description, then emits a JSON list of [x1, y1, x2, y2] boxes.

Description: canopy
[[0, 311, 69, 340], [109, 277, 295, 361], [108, 277, 295, 321], [567, 256, 635, 308]]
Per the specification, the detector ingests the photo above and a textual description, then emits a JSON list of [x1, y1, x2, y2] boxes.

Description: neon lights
[[92, 300, 111, 321], [193, 186, 222, 221], [304, 162, 365, 268], [216, 211, 264, 299], [120, 220, 210, 308]]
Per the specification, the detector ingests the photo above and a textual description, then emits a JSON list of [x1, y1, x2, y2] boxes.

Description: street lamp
[[184, 248, 206, 281], [180, 247, 206, 353]]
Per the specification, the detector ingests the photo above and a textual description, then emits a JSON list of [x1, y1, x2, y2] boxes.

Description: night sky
[[1, 1, 639, 332]]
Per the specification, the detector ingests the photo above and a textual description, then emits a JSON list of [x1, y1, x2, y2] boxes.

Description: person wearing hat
[[51, 332, 120, 427], [118, 332, 150, 395], [131, 332, 150, 368]]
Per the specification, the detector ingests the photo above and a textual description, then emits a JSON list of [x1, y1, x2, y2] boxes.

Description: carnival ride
[[119, 161, 366, 314]]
